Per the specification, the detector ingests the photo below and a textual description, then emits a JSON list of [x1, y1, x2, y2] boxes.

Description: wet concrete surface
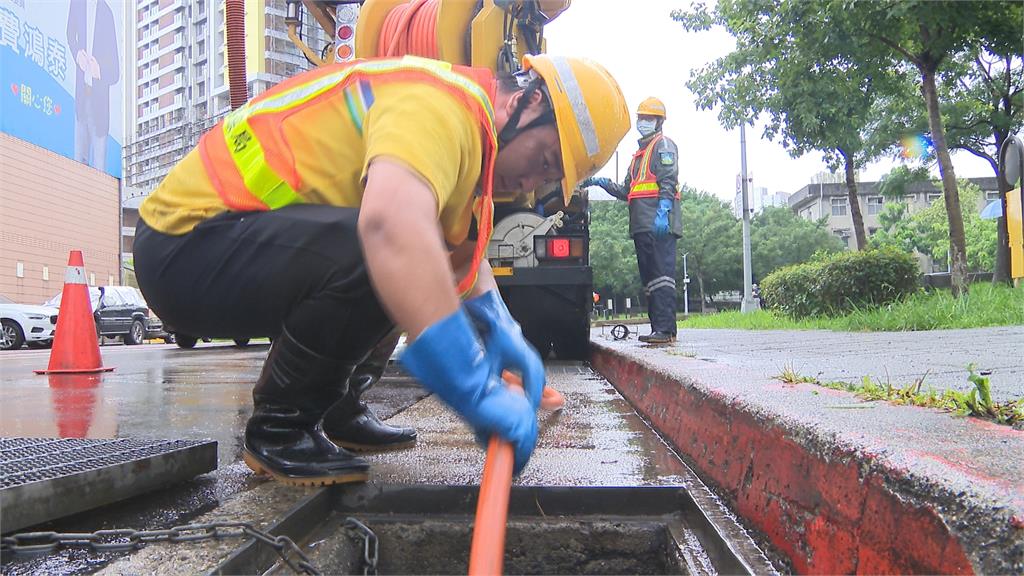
[[599, 324, 1024, 402], [1, 344, 729, 575]]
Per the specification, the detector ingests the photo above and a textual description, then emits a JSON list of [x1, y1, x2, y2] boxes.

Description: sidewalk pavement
[[590, 327, 1024, 574], [594, 324, 1024, 402]]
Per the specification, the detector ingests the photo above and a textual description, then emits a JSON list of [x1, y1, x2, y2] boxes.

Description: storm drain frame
[[1, 437, 217, 533], [213, 483, 777, 576]]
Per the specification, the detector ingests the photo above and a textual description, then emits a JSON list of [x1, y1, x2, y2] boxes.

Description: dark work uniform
[[598, 130, 681, 336]]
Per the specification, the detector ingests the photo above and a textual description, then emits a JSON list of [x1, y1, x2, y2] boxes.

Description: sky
[[543, 0, 996, 202]]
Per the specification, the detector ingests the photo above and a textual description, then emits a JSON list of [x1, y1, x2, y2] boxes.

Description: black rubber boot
[[639, 331, 675, 344], [242, 329, 370, 486], [322, 331, 417, 452]]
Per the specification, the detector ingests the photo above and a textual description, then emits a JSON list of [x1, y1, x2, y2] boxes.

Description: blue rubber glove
[[463, 290, 546, 410], [581, 176, 614, 190], [399, 308, 538, 474], [653, 198, 672, 236]]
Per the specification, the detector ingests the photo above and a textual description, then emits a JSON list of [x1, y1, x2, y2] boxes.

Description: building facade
[[1, 135, 121, 304], [733, 185, 792, 218], [121, 0, 328, 263], [788, 177, 1001, 269], [1, 0, 125, 304]]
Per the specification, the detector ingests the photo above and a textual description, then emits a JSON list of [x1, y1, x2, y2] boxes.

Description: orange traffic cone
[[35, 251, 114, 374]]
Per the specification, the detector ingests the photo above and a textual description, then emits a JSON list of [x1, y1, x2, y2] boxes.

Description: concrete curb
[[591, 339, 1024, 574]]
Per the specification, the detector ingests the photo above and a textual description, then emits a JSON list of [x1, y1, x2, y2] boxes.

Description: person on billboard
[[67, 0, 119, 171]]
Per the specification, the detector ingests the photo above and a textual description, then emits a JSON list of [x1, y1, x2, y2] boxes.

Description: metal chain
[[1, 521, 321, 575], [342, 517, 379, 576]]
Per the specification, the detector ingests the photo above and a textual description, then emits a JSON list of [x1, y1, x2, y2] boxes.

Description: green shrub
[[761, 248, 919, 317]]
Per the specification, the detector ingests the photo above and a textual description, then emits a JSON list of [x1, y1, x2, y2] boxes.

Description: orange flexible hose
[[378, 0, 441, 59], [469, 372, 520, 576]]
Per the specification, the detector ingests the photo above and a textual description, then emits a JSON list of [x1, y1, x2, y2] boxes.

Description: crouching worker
[[134, 55, 629, 485]]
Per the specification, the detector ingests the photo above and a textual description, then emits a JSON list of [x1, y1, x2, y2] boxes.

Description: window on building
[[831, 197, 848, 216], [832, 229, 850, 248], [986, 190, 1001, 201], [926, 192, 942, 203], [867, 196, 884, 215]]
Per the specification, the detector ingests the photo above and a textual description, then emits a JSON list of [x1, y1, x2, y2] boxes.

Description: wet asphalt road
[[1, 342, 712, 575]]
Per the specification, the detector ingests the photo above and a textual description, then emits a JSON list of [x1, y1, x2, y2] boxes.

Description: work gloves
[[653, 198, 672, 236], [581, 176, 614, 190], [399, 290, 544, 475], [463, 290, 545, 409]]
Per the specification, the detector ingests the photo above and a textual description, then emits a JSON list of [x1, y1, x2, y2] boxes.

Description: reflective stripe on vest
[[198, 56, 498, 295], [628, 134, 663, 201]]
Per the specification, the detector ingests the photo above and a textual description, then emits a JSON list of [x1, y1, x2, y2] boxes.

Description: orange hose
[[468, 372, 521, 576], [468, 370, 561, 575], [469, 434, 515, 576], [502, 370, 565, 412], [378, 0, 440, 59]]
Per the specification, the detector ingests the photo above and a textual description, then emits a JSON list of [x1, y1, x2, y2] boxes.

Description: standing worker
[[134, 55, 629, 486], [585, 97, 681, 343]]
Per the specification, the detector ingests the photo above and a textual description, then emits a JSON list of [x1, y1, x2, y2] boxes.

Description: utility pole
[[740, 124, 759, 313]]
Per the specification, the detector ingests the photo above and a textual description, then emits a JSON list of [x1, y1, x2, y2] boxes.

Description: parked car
[[170, 333, 260, 349], [43, 286, 170, 345], [0, 294, 58, 350]]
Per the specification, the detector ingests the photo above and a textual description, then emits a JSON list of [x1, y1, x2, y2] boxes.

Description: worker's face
[[494, 124, 563, 195]]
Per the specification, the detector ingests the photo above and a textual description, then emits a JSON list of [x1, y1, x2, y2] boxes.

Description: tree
[[589, 200, 641, 299], [674, 0, 901, 251], [750, 206, 846, 278], [871, 51, 1023, 281], [878, 165, 931, 200], [677, 189, 742, 311], [941, 50, 1023, 282], [834, 0, 1022, 295]]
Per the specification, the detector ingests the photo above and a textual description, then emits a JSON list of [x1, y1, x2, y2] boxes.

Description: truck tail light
[[534, 236, 585, 260]]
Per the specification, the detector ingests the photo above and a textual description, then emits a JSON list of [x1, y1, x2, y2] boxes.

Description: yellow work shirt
[[139, 81, 485, 247]]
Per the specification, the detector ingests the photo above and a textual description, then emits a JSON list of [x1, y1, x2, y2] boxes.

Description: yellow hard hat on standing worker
[[637, 97, 666, 118], [522, 54, 630, 203]]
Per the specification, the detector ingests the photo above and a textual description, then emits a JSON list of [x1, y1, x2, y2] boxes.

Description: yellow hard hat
[[637, 97, 666, 118], [523, 54, 630, 203]]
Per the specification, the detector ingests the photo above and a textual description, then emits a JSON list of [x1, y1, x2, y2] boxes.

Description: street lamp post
[[682, 252, 690, 316], [740, 124, 759, 313]]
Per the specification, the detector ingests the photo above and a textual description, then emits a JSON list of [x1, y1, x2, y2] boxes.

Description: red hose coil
[[378, 0, 440, 59], [225, 0, 247, 110]]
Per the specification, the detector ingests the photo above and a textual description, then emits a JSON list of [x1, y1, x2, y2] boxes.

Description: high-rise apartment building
[[121, 0, 328, 264], [122, 0, 327, 198]]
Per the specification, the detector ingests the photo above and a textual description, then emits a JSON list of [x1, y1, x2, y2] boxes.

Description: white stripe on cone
[[64, 266, 86, 284]]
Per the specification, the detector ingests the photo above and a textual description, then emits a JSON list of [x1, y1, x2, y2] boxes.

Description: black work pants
[[633, 231, 677, 335], [134, 205, 394, 362]]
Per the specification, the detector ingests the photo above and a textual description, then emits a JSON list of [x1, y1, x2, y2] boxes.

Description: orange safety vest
[[198, 56, 497, 295], [627, 134, 680, 202]]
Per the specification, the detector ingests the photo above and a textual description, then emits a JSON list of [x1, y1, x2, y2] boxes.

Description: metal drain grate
[[1, 437, 217, 533]]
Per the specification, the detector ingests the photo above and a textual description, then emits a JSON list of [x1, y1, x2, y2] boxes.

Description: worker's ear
[[507, 87, 545, 116]]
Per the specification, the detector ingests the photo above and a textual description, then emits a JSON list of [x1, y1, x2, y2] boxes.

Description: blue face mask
[[637, 119, 658, 136]]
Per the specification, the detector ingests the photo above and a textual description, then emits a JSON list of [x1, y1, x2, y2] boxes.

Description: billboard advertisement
[[0, 0, 123, 178]]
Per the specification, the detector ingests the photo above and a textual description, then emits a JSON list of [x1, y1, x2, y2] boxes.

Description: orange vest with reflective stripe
[[197, 57, 497, 295], [628, 134, 664, 201]]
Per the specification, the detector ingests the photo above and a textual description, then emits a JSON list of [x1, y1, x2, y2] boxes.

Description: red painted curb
[[591, 345, 976, 575]]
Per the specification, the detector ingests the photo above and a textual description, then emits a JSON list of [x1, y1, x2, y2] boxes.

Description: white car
[[1, 294, 59, 350]]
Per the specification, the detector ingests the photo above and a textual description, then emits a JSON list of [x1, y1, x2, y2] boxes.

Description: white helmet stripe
[[550, 56, 599, 158]]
